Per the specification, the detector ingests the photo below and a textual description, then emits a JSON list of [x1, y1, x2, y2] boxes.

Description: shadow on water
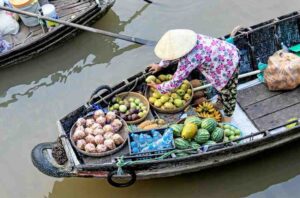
[[0, 3, 151, 108], [47, 140, 300, 198]]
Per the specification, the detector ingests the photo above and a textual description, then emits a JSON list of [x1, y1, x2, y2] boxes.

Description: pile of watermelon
[[170, 116, 240, 151]]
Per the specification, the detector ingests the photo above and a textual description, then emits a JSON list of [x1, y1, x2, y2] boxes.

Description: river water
[[1, 0, 300, 197]]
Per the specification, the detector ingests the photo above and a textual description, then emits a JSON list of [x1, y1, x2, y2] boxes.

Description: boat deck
[[237, 84, 300, 131], [3, 0, 97, 50]]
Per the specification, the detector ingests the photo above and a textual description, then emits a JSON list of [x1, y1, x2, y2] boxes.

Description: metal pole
[[0, 6, 157, 46], [193, 70, 261, 91]]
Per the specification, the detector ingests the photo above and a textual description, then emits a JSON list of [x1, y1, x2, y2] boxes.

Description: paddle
[[0, 6, 157, 46]]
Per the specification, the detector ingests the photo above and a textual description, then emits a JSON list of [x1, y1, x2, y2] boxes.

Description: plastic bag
[[264, 50, 300, 91], [0, 11, 19, 35]]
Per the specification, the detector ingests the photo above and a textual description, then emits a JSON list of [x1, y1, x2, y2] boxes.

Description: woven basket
[[114, 92, 150, 124], [69, 115, 129, 157], [146, 82, 194, 114]]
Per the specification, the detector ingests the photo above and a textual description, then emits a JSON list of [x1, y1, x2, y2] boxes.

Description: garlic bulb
[[94, 110, 105, 119], [96, 116, 106, 126], [104, 139, 116, 150], [84, 127, 93, 135], [73, 129, 85, 141], [86, 118, 95, 127], [85, 134, 96, 144], [103, 124, 113, 133], [103, 132, 114, 140], [106, 111, 116, 123], [76, 118, 86, 126], [85, 143, 96, 153], [76, 139, 86, 150], [96, 144, 107, 153], [112, 134, 125, 145], [92, 128, 105, 136], [94, 135, 104, 145]]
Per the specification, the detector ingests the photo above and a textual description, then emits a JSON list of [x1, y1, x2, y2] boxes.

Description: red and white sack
[[264, 50, 300, 91]]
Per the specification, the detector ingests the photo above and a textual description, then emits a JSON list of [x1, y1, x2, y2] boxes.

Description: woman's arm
[[156, 58, 198, 94]]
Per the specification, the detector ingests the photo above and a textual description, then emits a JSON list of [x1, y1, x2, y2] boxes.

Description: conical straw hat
[[154, 29, 197, 60]]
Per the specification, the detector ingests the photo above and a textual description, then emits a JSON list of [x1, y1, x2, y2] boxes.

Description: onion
[[91, 123, 101, 130], [85, 134, 96, 144], [103, 124, 113, 133], [112, 134, 125, 145], [111, 119, 123, 132], [76, 139, 86, 150], [106, 111, 116, 123], [86, 118, 95, 127], [85, 143, 96, 153], [96, 116, 106, 126], [103, 132, 114, 140], [94, 110, 105, 119], [73, 129, 85, 141], [84, 127, 93, 135], [93, 128, 105, 136], [94, 135, 104, 144], [76, 125, 84, 132], [96, 144, 107, 153], [76, 118, 86, 126], [104, 139, 116, 150]]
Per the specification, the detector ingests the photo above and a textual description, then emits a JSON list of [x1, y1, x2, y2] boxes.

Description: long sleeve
[[156, 57, 199, 94], [158, 60, 172, 68]]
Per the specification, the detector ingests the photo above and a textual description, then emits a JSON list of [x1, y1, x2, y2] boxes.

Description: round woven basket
[[69, 115, 129, 157], [146, 82, 194, 114], [112, 92, 150, 124]]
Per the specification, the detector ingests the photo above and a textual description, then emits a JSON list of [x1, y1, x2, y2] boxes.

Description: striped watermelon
[[184, 116, 202, 127], [211, 127, 224, 142], [203, 140, 216, 146], [194, 129, 210, 144], [170, 124, 184, 137], [190, 141, 201, 149], [201, 118, 217, 133], [174, 138, 190, 150]]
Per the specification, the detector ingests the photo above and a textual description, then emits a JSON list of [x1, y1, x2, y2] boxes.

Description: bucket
[[9, 0, 40, 27], [41, 4, 58, 27]]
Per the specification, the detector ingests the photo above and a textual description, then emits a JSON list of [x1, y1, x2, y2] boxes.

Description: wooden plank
[[253, 103, 300, 131], [237, 84, 283, 107], [244, 87, 300, 119]]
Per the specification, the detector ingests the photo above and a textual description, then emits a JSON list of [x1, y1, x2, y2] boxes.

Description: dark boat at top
[[0, 0, 115, 69], [31, 10, 300, 187]]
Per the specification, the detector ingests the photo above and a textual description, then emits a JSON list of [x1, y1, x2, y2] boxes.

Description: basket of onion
[[108, 92, 150, 124], [70, 110, 128, 157]]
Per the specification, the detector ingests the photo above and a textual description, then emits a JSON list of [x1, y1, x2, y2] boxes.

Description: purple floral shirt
[[156, 34, 240, 93]]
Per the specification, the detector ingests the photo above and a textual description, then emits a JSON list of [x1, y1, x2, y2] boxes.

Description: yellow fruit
[[181, 123, 197, 139], [149, 97, 156, 104], [183, 80, 189, 85], [158, 74, 167, 81], [154, 100, 163, 107], [160, 95, 170, 103], [180, 84, 189, 91], [152, 91, 162, 99], [155, 79, 162, 84], [145, 75, 156, 83], [183, 94, 191, 101], [164, 102, 175, 110], [187, 89, 192, 95], [171, 93, 180, 99]]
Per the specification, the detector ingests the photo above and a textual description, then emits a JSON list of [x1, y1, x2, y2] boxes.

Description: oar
[[0, 6, 157, 46], [193, 70, 262, 91]]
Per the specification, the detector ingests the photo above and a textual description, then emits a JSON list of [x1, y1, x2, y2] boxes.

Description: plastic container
[[128, 127, 175, 156], [9, 0, 40, 27], [41, 4, 58, 27]]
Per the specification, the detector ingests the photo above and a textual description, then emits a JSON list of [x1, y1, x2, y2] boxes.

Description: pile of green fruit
[[109, 96, 148, 122], [146, 74, 192, 111], [220, 123, 242, 141], [171, 116, 227, 150]]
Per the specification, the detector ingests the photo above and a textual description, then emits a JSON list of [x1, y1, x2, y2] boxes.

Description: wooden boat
[[31, 11, 300, 187], [0, 0, 115, 69]]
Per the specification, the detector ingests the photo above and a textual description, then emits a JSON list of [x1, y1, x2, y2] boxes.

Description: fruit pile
[[109, 95, 148, 122], [219, 123, 242, 141], [72, 110, 125, 154], [171, 116, 227, 150], [146, 74, 192, 111], [196, 101, 222, 122]]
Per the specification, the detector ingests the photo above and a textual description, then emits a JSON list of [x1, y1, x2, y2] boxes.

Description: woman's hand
[[147, 81, 157, 89], [148, 63, 162, 74]]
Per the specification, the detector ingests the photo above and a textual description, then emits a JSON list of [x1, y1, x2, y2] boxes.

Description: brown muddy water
[[1, 0, 300, 197]]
